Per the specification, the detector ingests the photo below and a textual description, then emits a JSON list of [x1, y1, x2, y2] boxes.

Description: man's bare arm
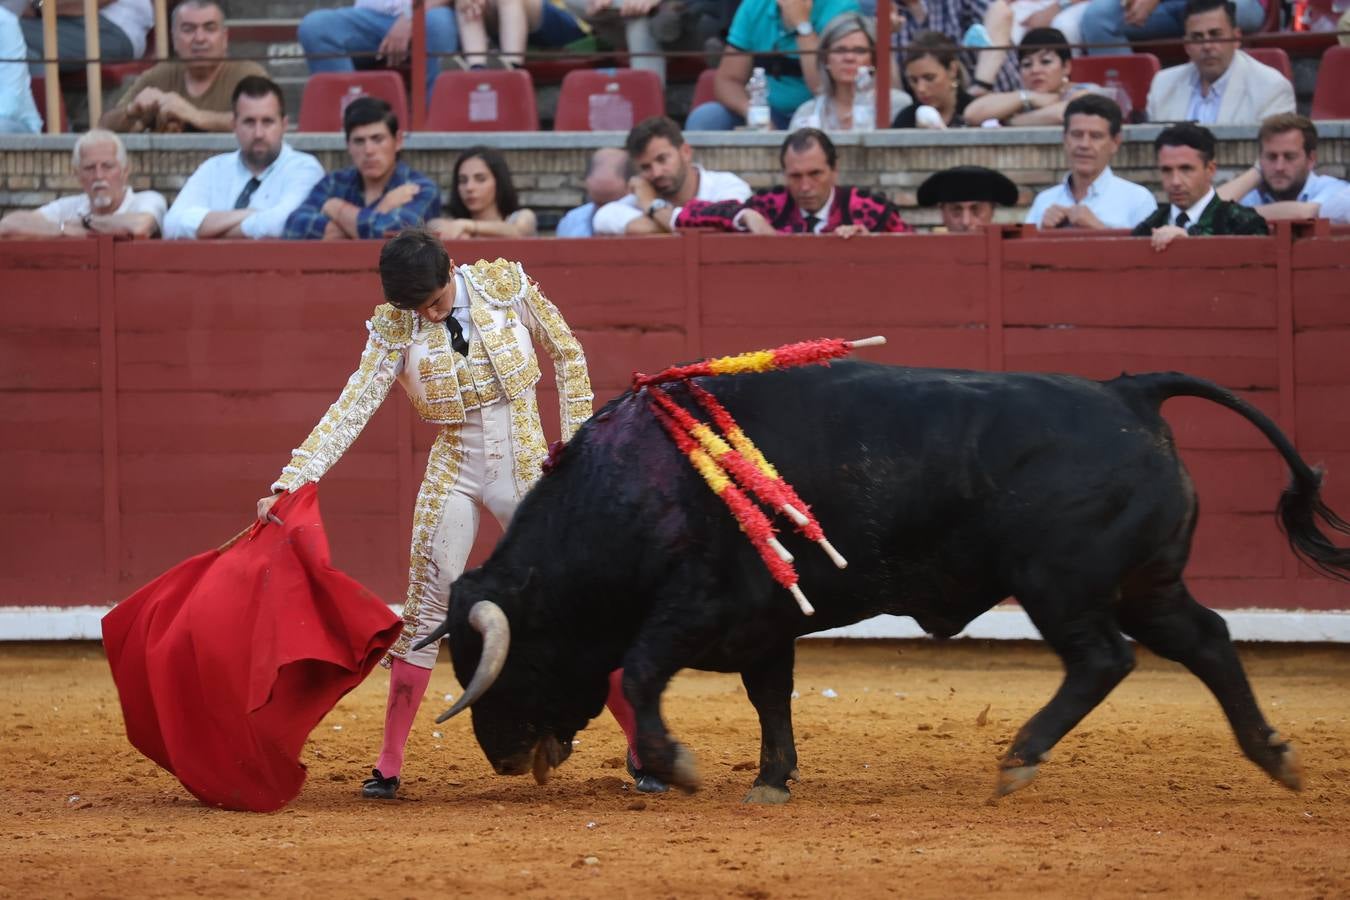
[[322, 199, 363, 239], [0, 211, 67, 237], [89, 212, 160, 238]]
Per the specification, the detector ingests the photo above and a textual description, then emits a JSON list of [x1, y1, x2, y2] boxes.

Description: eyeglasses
[[828, 46, 872, 57]]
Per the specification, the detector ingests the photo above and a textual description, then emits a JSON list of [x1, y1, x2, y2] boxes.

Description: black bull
[[416, 361, 1350, 803]]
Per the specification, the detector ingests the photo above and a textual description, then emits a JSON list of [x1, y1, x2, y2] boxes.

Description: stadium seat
[[1310, 45, 1350, 120], [692, 68, 717, 109], [1067, 53, 1160, 118], [553, 68, 664, 131], [297, 71, 410, 132], [29, 76, 69, 132], [427, 69, 538, 131], [1245, 46, 1292, 80]]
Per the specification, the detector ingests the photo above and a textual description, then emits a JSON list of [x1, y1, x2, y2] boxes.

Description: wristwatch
[[795, 20, 815, 37], [646, 198, 671, 219]]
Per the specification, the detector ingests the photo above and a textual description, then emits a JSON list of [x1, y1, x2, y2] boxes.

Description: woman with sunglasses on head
[[429, 146, 538, 241], [789, 13, 911, 131], [961, 27, 1100, 126]]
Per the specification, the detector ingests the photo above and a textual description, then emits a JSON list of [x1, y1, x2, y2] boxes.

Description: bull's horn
[[411, 617, 452, 652], [433, 600, 510, 723]]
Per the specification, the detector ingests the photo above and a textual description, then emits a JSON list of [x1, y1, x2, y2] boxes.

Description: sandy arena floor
[[2, 639, 1348, 899]]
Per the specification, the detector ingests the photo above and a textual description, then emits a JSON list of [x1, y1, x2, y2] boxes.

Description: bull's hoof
[[744, 784, 791, 805], [1268, 733, 1303, 791], [994, 764, 1039, 797], [669, 744, 701, 794]]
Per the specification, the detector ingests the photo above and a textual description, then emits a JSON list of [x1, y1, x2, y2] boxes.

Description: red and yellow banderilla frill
[[634, 336, 886, 615]]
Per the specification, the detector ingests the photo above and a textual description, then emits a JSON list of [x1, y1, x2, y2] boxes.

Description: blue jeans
[[685, 101, 792, 131], [1080, 0, 1266, 56], [298, 6, 459, 96]]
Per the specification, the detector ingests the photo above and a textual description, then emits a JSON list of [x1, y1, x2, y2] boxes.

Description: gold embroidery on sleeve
[[508, 390, 547, 495], [520, 277, 594, 441]]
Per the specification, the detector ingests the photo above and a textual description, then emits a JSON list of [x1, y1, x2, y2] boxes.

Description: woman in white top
[[789, 13, 911, 132], [430, 145, 538, 240]]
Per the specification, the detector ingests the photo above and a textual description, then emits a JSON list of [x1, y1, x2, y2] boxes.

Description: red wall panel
[[2, 231, 1348, 616]]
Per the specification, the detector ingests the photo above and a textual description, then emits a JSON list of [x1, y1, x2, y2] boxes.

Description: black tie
[[234, 177, 261, 210], [444, 316, 468, 356], [1175, 211, 1190, 229], [804, 214, 820, 233]]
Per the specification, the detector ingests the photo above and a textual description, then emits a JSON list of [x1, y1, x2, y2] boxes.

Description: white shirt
[[803, 189, 833, 233], [1170, 187, 1216, 228], [1025, 166, 1158, 230], [100, 0, 155, 59], [592, 165, 752, 235], [38, 187, 167, 226], [1186, 61, 1235, 125], [1239, 170, 1350, 208], [163, 142, 325, 240], [1319, 186, 1350, 225]]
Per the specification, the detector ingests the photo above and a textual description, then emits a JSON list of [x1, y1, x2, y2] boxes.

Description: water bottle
[[746, 67, 770, 131], [1102, 69, 1133, 124], [851, 65, 875, 132], [339, 85, 364, 121]]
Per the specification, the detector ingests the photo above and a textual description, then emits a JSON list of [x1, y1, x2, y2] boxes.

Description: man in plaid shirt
[[284, 96, 440, 240]]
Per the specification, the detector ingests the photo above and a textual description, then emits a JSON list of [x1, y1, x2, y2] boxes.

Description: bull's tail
[[1125, 372, 1350, 582]]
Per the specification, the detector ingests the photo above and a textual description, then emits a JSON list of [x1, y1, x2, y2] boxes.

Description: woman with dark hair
[[891, 31, 974, 129], [430, 146, 537, 240], [962, 27, 1100, 125]]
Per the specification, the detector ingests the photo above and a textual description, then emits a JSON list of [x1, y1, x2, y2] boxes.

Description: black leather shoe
[[361, 768, 399, 799], [626, 755, 669, 794]]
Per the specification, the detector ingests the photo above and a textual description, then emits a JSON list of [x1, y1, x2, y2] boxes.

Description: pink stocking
[[605, 668, 642, 767], [374, 658, 433, 778]]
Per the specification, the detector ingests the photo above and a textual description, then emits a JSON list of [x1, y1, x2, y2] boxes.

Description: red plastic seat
[[553, 68, 665, 131], [297, 71, 410, 132], [1310, 45, 1350, 120], [691, 67, 717, 109], [1245, 46, 1292, 81], [29, 75, 69, 132], [426, 69, 538, 131], [1067, 53, 1161, 118]]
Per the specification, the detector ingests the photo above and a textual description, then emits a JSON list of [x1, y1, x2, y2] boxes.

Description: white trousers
[[387, 389, 544, 668]]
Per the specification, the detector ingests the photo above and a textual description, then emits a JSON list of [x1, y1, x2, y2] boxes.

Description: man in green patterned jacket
[[1133, 122, 1269, 252]]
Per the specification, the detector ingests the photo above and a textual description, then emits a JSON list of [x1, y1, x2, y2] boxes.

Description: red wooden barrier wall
[[2, 228, 1349, 613]]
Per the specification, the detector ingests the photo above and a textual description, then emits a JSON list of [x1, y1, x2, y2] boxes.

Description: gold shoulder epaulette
[[463, 258, 529, 308], [369, 303, 414, 348]]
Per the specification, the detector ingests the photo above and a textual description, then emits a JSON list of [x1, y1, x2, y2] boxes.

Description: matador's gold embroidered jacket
[[271, 258, 593, 493]]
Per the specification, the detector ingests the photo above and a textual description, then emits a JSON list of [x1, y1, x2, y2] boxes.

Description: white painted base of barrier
[[3, 606, 1349, 643]]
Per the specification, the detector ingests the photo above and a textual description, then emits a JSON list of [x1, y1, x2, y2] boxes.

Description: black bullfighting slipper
[[626, 755, 669, 794], [361, 768, 400, 800]]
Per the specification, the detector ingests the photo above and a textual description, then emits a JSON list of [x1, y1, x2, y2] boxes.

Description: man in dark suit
[[1132, 122, 1268, 252]]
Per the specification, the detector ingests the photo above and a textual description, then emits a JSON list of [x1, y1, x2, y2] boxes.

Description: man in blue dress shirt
[[1217, 113, 1350, 225], [284, 96, 440, 241], [1025, 94, 1156, 231]]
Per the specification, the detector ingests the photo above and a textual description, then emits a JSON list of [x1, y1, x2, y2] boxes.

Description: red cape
[[102, 485, 402, 812]]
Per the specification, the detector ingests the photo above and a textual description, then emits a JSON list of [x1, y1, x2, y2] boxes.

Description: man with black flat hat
[[917, 165, 1020, 232]]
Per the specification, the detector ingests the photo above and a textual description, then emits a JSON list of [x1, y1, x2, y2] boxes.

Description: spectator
[[19, 0, 153, 71], [458, 0, 586, 69], [1132, 122, 1268, 251], [1145, 0, 1292, 125], [916, 164, 1019, 231], [163, 77, 324, 240], [892, 31, 973, 128], [0, 129, 164, 238], [1026, 94, 1156, 229], [983, 0, 1088, 47], [428, 146, 537, 239], [555, 147, 630, 238], [562, 0, 693, 85], [685, 0, 861, 131], [593, 115, 751, 234], [789, 13, 911, 131], [888, 0, 1020, 94], [675, 128, 911, 235], [1081, 0, 1263, 56], [298, 0, 458, 97], [963, 28, 1099, 126], [284, 97, 439, 241], [0, 6, 41, 133], [1216, 114, 1350, 224], [100, 0, 266, 133]]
